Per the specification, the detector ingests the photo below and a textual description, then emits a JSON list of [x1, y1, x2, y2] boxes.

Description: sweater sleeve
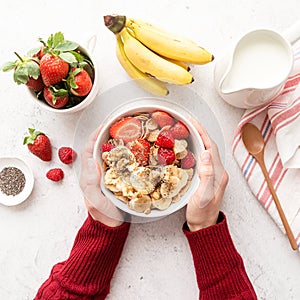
[[183, 212, 257, 300], [34, 214, 130, 300]]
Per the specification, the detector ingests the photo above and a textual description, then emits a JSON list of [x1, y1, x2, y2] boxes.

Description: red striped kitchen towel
[[232, 41, 300, 251]]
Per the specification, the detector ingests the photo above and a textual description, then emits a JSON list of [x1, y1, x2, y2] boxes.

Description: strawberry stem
[[14, 52, 24, 62]]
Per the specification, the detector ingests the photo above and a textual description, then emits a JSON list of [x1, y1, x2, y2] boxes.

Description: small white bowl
[[0, 157, 34, 206], [27, 44, 100, 114], [93, 98, 205, 218]]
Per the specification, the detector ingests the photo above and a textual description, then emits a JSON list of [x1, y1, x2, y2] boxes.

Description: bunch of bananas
[[104, 15, 214, 96]]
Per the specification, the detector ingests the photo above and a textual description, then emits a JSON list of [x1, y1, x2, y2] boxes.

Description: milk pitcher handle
[[283, 20, 300, 44]]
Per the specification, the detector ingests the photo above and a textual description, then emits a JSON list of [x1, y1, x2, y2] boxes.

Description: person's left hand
[[79, 126, 125, 227]]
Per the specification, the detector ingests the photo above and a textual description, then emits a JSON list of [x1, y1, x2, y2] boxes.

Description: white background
[[0, 0, 300, 299]]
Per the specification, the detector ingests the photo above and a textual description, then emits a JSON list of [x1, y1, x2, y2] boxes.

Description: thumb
[[196, 150, 215, 208]]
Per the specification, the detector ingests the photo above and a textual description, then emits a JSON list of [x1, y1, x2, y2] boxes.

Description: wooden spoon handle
[[258, 159, 298, 250]]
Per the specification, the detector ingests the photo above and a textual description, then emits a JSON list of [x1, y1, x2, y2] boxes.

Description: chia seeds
[[0, 167, 26, 196]]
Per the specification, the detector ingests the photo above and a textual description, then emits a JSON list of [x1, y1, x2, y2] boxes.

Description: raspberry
[[157, 147, 175, 165], [155, 130, 175, 148], [46, 168, 64, 182], [181, 150, 196, 169], [58, 147, 77, 164], [101, 143, 115, 153]]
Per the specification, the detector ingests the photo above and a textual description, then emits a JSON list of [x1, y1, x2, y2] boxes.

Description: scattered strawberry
[[181, 150, 196, 169], [151, 111, 175, 128], [23, 128, 52, 161], [58, 147, 77, 164], [67, 68, 93, 97], [40, 53, 69, 86], [102, 143, 115, 153], [170, 121, 189, 139], [46, 168, 64, 182], [43, 86, 69, 108], [157, 147, 175, 165], [155, 130, 175, 148], [110, 117, 142, 143], [127, 138, 150, 166]]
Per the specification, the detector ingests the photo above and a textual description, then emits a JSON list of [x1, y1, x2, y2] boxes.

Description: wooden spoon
[[241, 123, 298, 250]]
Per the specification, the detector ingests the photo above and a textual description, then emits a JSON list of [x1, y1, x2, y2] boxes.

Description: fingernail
[[200, 150, 211, 163]]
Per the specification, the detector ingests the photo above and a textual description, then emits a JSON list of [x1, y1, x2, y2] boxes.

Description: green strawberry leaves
[[70, 50, 93, 70], [40, 32, 78, 64], [1, 53, 40, 85], [66, 68, 82, 90], [48, 31, 64, 48], [1, 61, 16, 72], [13, 60, 40, 84], [41, 32, 78, 51], [59, 52, 77, 64], [27, 47, 41, 57], [23, 128, 44, 145], [55, 41, 78, 52], [48, 85, 69, 104], [26, 61, 40, 79]]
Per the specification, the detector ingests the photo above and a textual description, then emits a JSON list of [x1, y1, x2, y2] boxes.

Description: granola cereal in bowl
[[93, 99, 205, 218]]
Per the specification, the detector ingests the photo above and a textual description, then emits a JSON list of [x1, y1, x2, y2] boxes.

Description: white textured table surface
[[1, 1, 300, 299]]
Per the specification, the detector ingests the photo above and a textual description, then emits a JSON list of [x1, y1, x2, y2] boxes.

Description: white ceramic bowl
[[93, 98, 205, 218], [27, 44, 99, 114], [0, 157, 34, 206]]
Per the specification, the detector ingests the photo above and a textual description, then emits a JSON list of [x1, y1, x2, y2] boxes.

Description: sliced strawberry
[[157, 147, 175, 165], [126, 138, 150, 166], [151, 111, 175, 128], [109, 117, 142, 143], [155, 130, 175, 148], [170, 121, 189, 139], [101, 143, 115, 153], [181, 150, 196, 169]]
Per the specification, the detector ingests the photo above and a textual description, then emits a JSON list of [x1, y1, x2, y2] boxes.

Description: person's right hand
[[186, 120, 229, 231], [80, 127, 125, 227]]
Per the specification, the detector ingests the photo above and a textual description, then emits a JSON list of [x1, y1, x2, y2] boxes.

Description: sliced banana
[[130, 167, 162, 194], [106, 146, 138, 182], [174, 139, 188, 159], [151, 197, 173, 210], [179, 180, 191, 197], [148, 145, 159, 165], [160, 166, 188, 198], [128, 195, 152, 213]]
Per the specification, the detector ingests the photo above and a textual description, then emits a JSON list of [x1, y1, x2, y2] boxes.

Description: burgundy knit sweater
[[34, 212, 257, 299]]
